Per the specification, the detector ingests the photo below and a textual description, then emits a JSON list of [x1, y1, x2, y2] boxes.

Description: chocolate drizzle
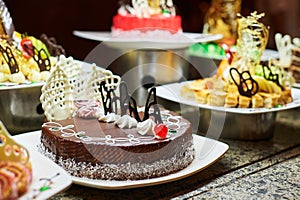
[[230, 68, 258, 97], [262, 65, 283, 90], [100, 81, 162, 123], [0, 45, 19, 73], [40, 34, 66, 56], [99, 81, 116, 115], [33, 48, 51, 71]]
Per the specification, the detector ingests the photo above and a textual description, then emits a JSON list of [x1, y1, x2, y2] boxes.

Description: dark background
[[5, 0, 299, 60]]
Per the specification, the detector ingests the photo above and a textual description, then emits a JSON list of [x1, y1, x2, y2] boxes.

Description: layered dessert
[[111, 0, 182, 38], [39, 56, 195, 180], [0, 121, 32, 199]]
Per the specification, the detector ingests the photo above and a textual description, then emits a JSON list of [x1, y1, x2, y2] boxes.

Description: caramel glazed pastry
[[181, 72, 293, 109]]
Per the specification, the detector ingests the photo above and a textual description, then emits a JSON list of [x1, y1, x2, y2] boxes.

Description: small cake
[[0, 121, 32, 199], [111, 0, 182, 38], [39, 56, 195, 180]]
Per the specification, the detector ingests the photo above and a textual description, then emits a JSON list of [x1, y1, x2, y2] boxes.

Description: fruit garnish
[[20, 38, 34, 58], [153, 124, 168, 139]]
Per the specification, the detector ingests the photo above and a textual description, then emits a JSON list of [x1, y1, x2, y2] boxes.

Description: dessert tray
[[155, 81, 300, 114], [73, 30, 223, 50], [14, 131, 228, 190], [13, 132, 72, 200]]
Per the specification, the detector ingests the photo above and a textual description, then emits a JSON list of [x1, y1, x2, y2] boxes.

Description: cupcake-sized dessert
[[39, 56, 195, 180]]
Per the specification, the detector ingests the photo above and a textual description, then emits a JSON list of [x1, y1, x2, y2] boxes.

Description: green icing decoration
[[39, 186, 51, 192], [168, 129, 177, 134], [188, 43, 227, 60]]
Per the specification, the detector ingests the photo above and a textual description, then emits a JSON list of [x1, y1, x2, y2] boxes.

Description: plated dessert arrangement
[[181, 12, 297, 110], [38, 55, 195, 180]]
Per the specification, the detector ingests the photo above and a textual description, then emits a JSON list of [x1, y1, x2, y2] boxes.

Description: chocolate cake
[[40, 110, 194, 180], [39, 58, 195, 180]]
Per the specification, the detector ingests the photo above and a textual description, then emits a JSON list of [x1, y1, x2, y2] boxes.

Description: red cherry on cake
[[154, 124, 168, 139]]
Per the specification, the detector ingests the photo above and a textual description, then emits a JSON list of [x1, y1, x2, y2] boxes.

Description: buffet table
[[49, 107, 300, 199]]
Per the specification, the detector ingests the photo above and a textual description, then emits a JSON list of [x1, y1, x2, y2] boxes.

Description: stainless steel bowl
[[0, 84, 44, 134], [159, 98, 276, 141]]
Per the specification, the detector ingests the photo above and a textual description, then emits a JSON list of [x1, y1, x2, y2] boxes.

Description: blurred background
[[5, 0, 299, 60]]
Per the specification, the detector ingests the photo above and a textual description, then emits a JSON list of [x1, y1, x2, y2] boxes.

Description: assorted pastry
[[181, 12, 294, 109], [0, 121, 32, 199]]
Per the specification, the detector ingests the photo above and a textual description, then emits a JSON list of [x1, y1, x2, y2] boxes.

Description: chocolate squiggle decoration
[[40, 34, 66, 56], [262, 65, 283, 90], [143, 87, 163, 124], [33, 48, 51, 72], [230, 68, 258, 97], [0, 45, 19, 73], [104, 81, 162, 123], [99, 81, 116, 115]]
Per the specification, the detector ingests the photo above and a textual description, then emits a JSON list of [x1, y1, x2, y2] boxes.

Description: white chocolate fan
[[0, 121, 30, 164], [40, 56, 121, 121], [85, 65, 121, 101], [40, 63, 75, 121]]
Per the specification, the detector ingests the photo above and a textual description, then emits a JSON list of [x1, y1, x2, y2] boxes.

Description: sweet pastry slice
[[0, 161, 32, 196], [0, 168, 18, 200], [225, 93, 238, 108], [195, 89, 210, 104], [259, 92, 280, 108], [251, 94, 264, 108], [238, 95, 251, 108], [207, 91, 226, 106]]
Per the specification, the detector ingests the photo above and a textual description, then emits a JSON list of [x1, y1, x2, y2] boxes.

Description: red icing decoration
[[112, 14, 182, 33], [154, 124, 168, 139]]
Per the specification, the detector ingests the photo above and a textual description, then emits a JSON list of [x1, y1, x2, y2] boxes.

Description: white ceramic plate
[[73, 30, 223, 50], [0, 82, 44, 90], [155, 82, 300, 114], [13, 132, 72, 200], [72, 134, 228, 189], [14, 131, 228, 190], [293, 82, 300, 88]]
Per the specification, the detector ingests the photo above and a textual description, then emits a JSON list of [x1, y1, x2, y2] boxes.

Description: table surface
[[48, 107, 300, 200]]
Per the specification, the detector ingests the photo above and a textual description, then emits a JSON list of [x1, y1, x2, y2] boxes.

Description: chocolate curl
[[262, 65, 284, 90], [0, 44, 19, 73], [40, 33, 66, 56], [33, 48, 51, 71], [230, 68, 258, 97]]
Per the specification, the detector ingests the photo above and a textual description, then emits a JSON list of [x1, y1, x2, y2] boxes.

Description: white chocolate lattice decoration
[[0, 121, 29, 164], [40, 56, 121, 121], [87, 65, 121, 101], [56, 55, 81, 87], [275, 33, 300, 68], [40, 63, 75, 121]]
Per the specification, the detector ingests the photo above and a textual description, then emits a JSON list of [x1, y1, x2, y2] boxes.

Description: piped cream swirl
[[137, 119, 156, 136], [116, 115, 138, 129]]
